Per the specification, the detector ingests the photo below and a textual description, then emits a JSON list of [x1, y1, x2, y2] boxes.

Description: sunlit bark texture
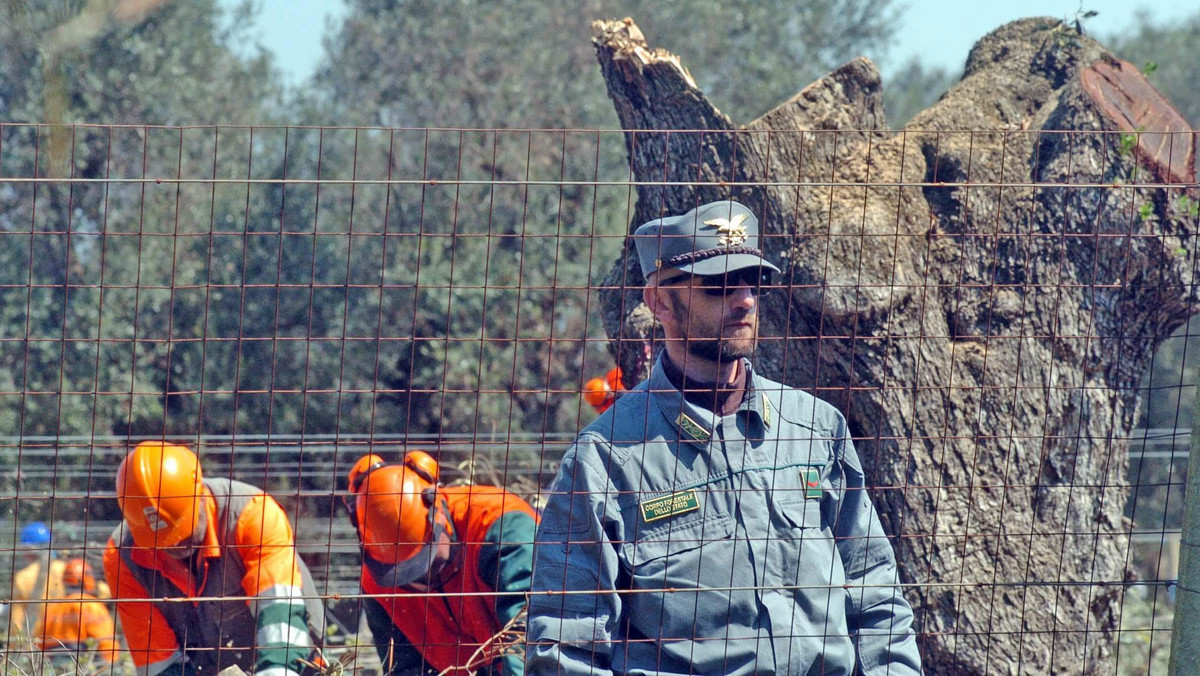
[[592, 16, 1198, 674]]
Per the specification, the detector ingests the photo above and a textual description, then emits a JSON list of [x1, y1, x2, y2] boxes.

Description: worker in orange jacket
[[6, 521, 61, 645], [103, 441, 326, 676], [36, 559, 119, 665], [582, 367, 623, 414], [55, 556, 111, 600], [346, 451, 538, 676]]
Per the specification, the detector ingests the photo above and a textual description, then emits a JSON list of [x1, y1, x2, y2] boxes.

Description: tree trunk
[[591, 16, 1199, 674]]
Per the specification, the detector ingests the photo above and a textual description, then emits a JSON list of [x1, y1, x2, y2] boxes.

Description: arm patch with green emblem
[[801, 466, 823, 499]]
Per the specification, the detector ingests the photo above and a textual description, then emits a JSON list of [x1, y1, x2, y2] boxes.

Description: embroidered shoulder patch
[[640, 489, 701, 523], [801, 467, 823, 500], [676, 412, 710, 442]]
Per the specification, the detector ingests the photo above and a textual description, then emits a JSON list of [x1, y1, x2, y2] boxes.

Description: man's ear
[[643, 282, 670, 322]]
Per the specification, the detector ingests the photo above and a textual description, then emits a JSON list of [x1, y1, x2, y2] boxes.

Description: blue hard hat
[[19, 522, 51, 546]]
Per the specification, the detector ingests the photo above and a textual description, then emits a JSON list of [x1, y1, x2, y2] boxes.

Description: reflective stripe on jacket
[[362, 485, 537, 675], [527, 356, 923, 675], [103, 478, 323, 676]]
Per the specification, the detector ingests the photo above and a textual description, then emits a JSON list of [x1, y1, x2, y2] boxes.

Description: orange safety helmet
[[347, 453, 387, 493], [583, 366, 624, 413], [62, 558, 97, 594], [116, 441, 206, 549], [355, 463, 449, 567]]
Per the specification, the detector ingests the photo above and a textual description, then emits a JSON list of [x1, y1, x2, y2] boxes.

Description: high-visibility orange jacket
[[6, 557, 66, 641], [8, 556, 112, 644], [37, 590, 119, 663], [103, 478, 325, 676], [361, 485, 538, 676]]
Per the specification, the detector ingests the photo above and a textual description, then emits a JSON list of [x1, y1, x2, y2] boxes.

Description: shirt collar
[[649, 355, 772, 444]]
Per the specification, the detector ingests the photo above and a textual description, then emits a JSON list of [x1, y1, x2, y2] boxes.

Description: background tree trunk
[[591, 16, 1199, 673]]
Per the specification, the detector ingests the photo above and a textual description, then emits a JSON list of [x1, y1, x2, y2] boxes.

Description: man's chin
[[722, 345, 756, 362], [687, 340, 756, 363]]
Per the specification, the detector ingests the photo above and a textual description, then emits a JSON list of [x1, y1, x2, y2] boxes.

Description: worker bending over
[[346, 451, 538, 675], [6, 522, 60, 646], [104, 441, 325, 676], [37, 559, 118, 665]]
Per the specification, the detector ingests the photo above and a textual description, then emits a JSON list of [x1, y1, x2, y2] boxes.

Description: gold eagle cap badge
[[702, 213, 750, 247]]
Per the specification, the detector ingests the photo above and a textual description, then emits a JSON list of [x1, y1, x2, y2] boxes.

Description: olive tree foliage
[[0, 0, 284, 443], [313, 1, 631, 439], [3, 0, 1191, 451], [310, 0, 902, 441]]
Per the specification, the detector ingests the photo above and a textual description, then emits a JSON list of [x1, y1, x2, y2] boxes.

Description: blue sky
[[233, 0, 1195, 86]]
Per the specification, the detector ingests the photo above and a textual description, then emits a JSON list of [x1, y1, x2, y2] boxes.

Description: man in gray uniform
[[527, 200, 922, 675]]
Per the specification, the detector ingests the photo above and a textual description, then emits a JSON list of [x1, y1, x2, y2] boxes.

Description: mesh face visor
[[362, 513, 448, 588]]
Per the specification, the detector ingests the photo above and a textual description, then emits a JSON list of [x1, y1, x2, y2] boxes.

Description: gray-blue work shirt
[[527, 357, 922, 675]]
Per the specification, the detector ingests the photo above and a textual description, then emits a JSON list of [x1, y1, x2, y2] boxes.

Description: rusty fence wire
[[0, 123, 1197, 674]]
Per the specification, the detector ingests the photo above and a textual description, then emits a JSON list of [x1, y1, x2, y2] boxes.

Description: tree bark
[[591, 16, 1199, 674]]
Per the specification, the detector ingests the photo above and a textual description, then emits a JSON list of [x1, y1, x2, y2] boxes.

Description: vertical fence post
[[1169, 387, 1200, 675]]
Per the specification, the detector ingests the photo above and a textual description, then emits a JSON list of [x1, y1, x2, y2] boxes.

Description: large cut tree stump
[[591, 16, 1198, 674]]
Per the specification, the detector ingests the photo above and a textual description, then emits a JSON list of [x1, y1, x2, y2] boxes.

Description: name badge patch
[[676, 412, 710, 442], [640, 489, 700, 523], [801, 467, 823, 500]]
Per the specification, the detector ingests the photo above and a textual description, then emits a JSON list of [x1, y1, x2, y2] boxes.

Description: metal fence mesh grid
[[0, 123, 1195, 674]]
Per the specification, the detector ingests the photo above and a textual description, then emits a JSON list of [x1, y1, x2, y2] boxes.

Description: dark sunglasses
[[659, 268, 773, 297]]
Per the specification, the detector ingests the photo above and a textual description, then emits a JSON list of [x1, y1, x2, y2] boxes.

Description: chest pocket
[[779, 498, 824, 530], [618, 512, 746, 644], [768, 496, 841, 596], [623, 512, 734, 570]]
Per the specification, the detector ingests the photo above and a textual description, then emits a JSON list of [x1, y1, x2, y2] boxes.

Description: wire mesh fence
[[1, 123, 1197, 675]]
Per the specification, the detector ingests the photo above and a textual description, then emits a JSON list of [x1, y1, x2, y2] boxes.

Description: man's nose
[[728, 285, 756, 308]]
